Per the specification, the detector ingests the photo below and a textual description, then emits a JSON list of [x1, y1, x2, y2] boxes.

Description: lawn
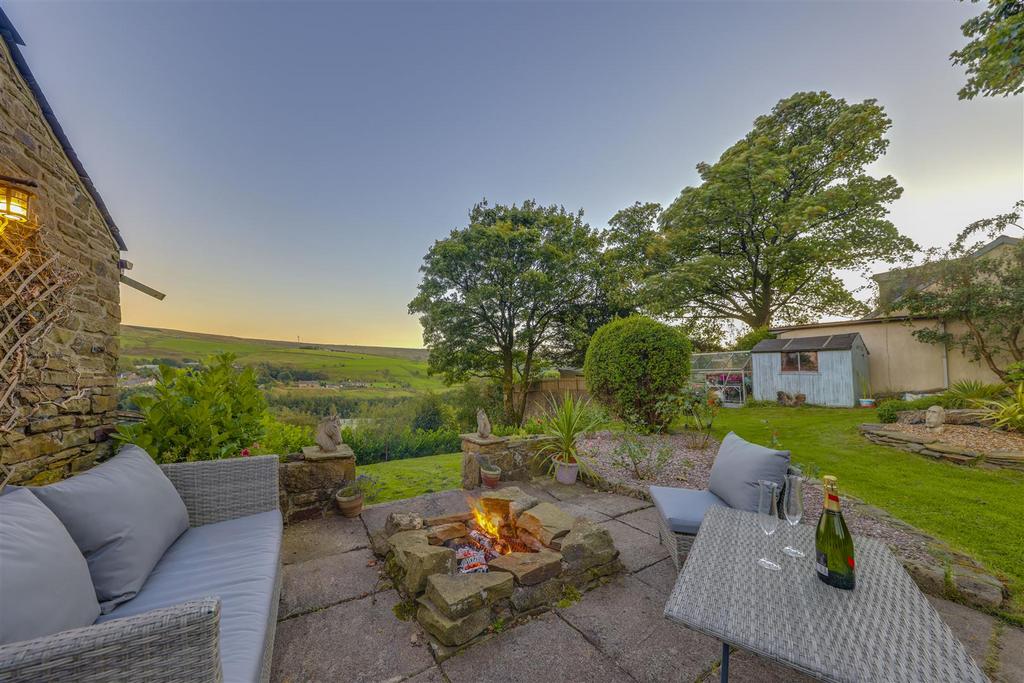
[[714, 406, 1024, 613], [359, 452, 462, 504]]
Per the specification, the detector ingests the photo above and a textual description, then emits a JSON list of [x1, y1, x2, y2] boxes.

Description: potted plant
[[479, 458, 502, 488], [335, 474, 380, 517], [857, 375, 876, 408], [535, 393, 602, 486]]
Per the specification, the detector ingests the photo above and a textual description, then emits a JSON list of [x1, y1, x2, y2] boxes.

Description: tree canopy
[[646, 91, 916, 330], [897, 202, 1024, 380], [408, 200, 601, 424], [951, 0, 1024, 99]]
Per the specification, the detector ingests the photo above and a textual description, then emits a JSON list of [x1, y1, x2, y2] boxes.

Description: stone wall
[[460, 434, 547, 489], [278, 447, 356, 523], [0, 38, 122, 484]]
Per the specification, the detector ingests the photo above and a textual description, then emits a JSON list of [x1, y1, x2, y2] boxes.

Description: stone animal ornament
[[476, 408, 492, 438], [316, 414, 343, 452]]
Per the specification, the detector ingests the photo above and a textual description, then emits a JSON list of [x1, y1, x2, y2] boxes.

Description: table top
[[664, 505, 987, 683]]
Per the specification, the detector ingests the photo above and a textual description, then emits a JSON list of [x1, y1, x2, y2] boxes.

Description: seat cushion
[[98, 510, 282, 683], [30, 445, 189, 613], [707, 432, 790, 513], [0, 488, 101, 645], [649, 486, 727, 535]]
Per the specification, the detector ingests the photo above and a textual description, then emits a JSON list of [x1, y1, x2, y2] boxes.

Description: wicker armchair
[[0, 455, 281, 683]]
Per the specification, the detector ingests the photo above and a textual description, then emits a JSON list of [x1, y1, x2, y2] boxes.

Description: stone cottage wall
[[0, 38, 122, 484]]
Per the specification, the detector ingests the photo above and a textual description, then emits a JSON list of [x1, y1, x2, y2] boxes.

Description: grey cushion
[[649, 486, 728, 534], [707, 432, 790, 513], [30, 445, 189, 613], [0, 488, 101, 644], [99, 510, 282, 683]]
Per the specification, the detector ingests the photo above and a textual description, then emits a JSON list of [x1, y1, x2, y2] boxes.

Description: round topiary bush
[[583, 316, 692, 432]]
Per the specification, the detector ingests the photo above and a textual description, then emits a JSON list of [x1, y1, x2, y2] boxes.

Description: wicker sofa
[[0, 454, 282, 683]]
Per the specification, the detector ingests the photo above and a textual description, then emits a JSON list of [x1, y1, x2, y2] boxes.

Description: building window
[[781, 351, 818, 372]]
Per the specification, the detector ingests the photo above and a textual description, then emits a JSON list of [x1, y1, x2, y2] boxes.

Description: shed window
[[781, 351, 818, 372]]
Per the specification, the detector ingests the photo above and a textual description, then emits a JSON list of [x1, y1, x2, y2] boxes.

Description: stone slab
[[301, 444, 355, 460], [385, 511, 425, 537], [403, 665, 447, 682], [517, 501, 576, 546], [632, 558, 679, 596], [927, 596, 995, 666], [362, 490, 471, 536], [441, 612, 633, 683], [997, 623, 1024, 683], [572, 491, 651, 518], [597, 518, 668, 573], [390, 530, 456, 594], [427, 522, 469, 545], [416, 598, 491, 647], [615, 506, 663, 538], [560, 522, 618, 572], [271, 590, 434, 683], [489, 549, 563, 586], [280, 547, 381, 619], [719, 648, 817, 682], [556, 575, 720, 682], [460, 433, 510, 447], [425, 572, 514, 619], [281, 514, 369, 565], [480, 486, 539, 518]]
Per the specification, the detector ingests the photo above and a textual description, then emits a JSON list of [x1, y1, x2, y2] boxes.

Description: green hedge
[[341, 427, 461, 464], [876, 395, 958, 423]]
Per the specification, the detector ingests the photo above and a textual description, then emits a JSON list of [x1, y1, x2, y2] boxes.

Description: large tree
[[897, 202, 1024, 380], [409, 200, 600, 424], [648, 91, 916, 330], [951, 0, 1024, 99]]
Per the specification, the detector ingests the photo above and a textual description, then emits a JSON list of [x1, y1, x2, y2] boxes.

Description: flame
[[472, 502, 503, 540]]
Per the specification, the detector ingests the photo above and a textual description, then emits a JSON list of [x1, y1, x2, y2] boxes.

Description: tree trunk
[[502, 352, 516, 425]]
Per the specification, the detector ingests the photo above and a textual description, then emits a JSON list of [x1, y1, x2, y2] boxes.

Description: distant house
[[770, 236, 1020, 396], [751, 334, 869, 407]]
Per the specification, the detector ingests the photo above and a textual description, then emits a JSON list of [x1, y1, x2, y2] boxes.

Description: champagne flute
[[782, 472, 805, 558], [756, 480, 781, 571]]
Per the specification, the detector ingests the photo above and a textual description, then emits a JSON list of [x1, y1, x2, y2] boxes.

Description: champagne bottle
[[814, 476, 855, 590]]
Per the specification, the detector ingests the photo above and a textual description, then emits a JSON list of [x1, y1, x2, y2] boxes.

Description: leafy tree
[[733, 326, 775, 351], [951, 0, 1024, 99], [897, 202, 1024, 380], [584, 316, 692, 432], [409, 200, 601, 424], [648, 91, 916, 330]]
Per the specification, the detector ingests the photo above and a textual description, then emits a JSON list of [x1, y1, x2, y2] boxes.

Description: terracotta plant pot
[[554, 460, 579, 485], [480, 467, 501, 489], [335, 491, 364, 517]]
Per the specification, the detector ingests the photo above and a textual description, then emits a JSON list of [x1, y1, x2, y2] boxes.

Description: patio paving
[[271, 480, 1022, 682]]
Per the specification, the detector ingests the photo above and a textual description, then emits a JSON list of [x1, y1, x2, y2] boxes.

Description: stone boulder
[[385, 512, 424, 537], [560, 523, 618, 572], [389, 530, 455, 595], [480, 487, 539, 520], [489, 549, 563, 586], [517, 502, 576, 546], [416, 598, 491, 647], [425, 572, 513, 619]]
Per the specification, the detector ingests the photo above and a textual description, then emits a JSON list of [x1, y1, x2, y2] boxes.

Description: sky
[[5, 1, 1022, 348]]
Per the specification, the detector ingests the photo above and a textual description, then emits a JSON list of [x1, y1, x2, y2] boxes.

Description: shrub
[[944, 380, 1008, 408], [611, 434, 673, 480], [254, 415, 313, 456], [584, 316, 692, 432], [1005, 361, 1024, 385], [876, 400, 903, 423], [340, 426, 461, 464], [115, 354, 267, 463], [675, 387, 720, 449], [535, 393, 603, 469], [976, 383, 1024, 433], [733, 326, 775, 351]]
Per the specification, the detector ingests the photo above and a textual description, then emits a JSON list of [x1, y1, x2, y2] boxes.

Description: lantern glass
[[0, 186, 31, 222]]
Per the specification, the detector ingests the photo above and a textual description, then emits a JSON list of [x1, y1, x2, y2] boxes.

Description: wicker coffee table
[[664, 505, 987, 682]]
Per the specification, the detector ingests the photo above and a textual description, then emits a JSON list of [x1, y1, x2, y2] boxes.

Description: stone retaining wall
[[460, 434, 548, 489], [0, 37, 122, 485], [278, 446, 356, 523], [860, 423, 1024, 469]]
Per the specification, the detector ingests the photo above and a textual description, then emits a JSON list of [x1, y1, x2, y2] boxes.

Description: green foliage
[[114, 354, 267, 463], [584, 316, 692, 431], [448, 380, 505, 431], [951, 0, 1024, 99], [945, 380, 1009, 408], [409, 392, 457, 432], [535, 393, 604, 468], [898, 206, 1023, 381], [876, 400, 903, 424], [976, 383, 1024, 433], [338, 474, 382, 502], [341, 425, 460, 464], [675, 387, 720, 449], [876, 394, 964, 423], [649, 91, 914, 329], [408, 199, 602, 424], [1006, 361, 1024, 385], [610, 434, 673, 480], [733, 326, 775, 351], [254, 414, 312, 456]]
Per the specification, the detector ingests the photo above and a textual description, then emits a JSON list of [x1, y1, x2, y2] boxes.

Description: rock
[[563, 558, 623, 590], [489, 549, 563, 586], [559, 523, 618, 572], [389, 530, 455, 595], [517, 502, 576, 546], [509, 577, 564, 612], [369, 529, 391, 557], [385, 512, 424, 537], [427, 522, 469, 545], [905, 561, 946, 598], [925, 405, 945, 433], [461, 450, 480, 489], [952, 565, 1006, 610], [416, 599, 491, 647], [480, 487, 539, 520], [929, 442, 980, 458], [424, 572, 513, 619], [425, 512, 474, 527]]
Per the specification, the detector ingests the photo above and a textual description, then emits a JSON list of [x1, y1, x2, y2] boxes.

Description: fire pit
[[379, 487, 622, 655]]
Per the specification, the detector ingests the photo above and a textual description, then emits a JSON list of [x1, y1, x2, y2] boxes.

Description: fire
[[472, 502, 504, 543]]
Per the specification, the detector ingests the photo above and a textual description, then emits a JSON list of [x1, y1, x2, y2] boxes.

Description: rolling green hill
[[120, 325, 444, 392]]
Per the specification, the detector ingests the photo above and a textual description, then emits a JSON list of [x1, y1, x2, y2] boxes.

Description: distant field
[[120, 325, 445, 393]]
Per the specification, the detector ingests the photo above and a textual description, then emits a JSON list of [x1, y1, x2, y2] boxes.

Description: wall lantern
[[0, 176, 35, 225]]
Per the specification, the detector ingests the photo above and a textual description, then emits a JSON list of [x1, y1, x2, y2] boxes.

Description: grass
[[714, 406, 1024, 614], [120, 325, 446, 392], [360, 452, 462, 504]]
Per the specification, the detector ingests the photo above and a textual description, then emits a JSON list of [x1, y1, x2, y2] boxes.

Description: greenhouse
[[689, 351, 752, 406]]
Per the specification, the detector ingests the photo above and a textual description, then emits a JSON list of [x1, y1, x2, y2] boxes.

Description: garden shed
[[751, 333, 869, 407]]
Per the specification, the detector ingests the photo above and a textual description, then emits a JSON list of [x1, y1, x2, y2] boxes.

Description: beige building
[[770, 236, 1020, 396]]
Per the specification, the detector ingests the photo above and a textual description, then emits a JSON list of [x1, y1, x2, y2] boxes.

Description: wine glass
[[756, 480, 781, 571], [782, 472, 805, 558]]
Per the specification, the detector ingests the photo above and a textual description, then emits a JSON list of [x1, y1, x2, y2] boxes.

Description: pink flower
[[241, 448, 251, 457]]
